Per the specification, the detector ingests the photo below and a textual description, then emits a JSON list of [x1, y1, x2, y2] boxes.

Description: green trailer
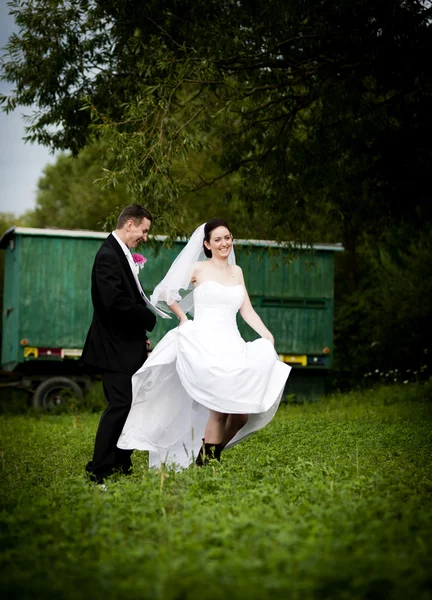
[[0, 226, 343, 406]]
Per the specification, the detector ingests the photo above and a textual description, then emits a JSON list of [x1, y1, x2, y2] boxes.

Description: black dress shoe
[[86, 461, 133, 483]]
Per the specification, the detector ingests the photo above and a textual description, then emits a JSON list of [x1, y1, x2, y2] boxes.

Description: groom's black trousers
[[86, 371, 133, 483]]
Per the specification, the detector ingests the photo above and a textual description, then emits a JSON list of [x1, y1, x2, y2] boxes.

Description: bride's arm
[[167, 262, 202, 325], [239, 269, 275, 345], [167, 300, 188, 325]]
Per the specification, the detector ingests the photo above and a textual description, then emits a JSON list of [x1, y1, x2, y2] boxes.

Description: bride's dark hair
[[203, 219, 231, 258]]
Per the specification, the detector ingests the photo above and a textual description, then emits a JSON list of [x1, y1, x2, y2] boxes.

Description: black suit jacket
[[82, 234, 157, 375]]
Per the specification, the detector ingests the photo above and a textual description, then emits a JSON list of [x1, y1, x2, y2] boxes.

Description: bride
[[117, 219, 291, 468]]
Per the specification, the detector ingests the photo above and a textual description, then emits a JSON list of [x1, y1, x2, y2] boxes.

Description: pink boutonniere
[[132, 253, 147, 270]]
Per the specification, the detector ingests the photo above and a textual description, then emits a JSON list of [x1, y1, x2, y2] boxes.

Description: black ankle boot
[[195, 439, 222, 466]]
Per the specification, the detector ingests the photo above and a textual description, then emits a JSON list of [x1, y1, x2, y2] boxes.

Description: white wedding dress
[[118, 281, 291, 468]]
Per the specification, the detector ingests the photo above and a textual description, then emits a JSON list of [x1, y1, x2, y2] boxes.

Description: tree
[[27, 140, 130, 230], [2, 0, 431, 241], [25, 134, 250, 234], [332, 225, 432, 388], [3, 0, 432, 388]]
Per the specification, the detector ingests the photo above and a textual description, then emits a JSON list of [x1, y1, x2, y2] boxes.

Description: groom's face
[[125, 217, 152, 248]]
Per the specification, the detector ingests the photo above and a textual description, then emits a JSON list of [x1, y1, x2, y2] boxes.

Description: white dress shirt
[[111, 231, 171, 319]]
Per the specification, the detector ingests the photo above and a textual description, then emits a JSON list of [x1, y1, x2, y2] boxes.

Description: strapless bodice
[[192, 281, 244, 326]]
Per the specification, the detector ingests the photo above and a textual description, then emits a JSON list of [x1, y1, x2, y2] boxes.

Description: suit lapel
[[106, 234, 143, 300]]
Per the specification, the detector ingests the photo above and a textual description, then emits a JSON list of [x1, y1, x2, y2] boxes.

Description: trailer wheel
[[33, 377, 83, 409]]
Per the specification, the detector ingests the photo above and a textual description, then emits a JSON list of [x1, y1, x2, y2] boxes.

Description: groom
[[82, 204, 157, 483]]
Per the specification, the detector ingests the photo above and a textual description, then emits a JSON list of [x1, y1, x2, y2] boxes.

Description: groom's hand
[[146, 339, 152, 350]]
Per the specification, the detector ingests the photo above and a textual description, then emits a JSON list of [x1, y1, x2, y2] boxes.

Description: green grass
[[1, 384, 431, 600]]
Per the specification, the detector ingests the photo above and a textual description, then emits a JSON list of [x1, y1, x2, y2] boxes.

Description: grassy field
[[0, 383, 431, 600]]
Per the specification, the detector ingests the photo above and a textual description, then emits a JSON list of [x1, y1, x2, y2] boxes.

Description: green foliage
[[333, 226, 432, 388], [0, 384, 431, 599], [24, 132, 250, 235], [3, 0, 431, 240], [25, 140, 129, 230]]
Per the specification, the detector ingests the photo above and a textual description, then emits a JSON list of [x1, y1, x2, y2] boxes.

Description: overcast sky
[[0, 3, 57, 217]]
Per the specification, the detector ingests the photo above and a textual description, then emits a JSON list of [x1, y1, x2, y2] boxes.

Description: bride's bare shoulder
[[191, 261, 206, 281], [230, 264, 244, 284]]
